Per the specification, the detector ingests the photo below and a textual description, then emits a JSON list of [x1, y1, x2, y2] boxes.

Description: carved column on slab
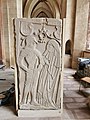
[[14, 18, 64, 117]]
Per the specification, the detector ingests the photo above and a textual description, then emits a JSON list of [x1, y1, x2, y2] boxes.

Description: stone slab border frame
[[14, 18, 64, 117]]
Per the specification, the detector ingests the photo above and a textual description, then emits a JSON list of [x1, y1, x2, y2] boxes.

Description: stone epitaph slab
[[14, 18, 64, 117]]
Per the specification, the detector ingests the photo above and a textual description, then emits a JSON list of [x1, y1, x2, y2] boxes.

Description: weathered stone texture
[[14, 18, 63, 117]]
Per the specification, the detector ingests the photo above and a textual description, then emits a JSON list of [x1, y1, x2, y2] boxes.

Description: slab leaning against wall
[[14, 18, 64, 117]]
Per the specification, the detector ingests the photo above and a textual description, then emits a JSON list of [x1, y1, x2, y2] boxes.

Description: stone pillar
[[7, 0, 17, 67], [61, 0, 67, 19], [72, 0, 89, 68], [0, 0, 2, 64], [1, 0, 10, 67], [65, 0, 76, 67], [1, 0, 17, 67], [86, 2, 90, 50], [16, 0, 22, 17], [65, 0, 76, 47]]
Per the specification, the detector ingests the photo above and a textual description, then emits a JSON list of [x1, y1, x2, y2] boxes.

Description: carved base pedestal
[[18, 110, 61, 117], [14, 18, 63, 117]]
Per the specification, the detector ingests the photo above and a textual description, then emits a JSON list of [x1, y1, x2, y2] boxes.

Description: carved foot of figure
[[48, 97, 57, 109], [31, 100, 40, 106]]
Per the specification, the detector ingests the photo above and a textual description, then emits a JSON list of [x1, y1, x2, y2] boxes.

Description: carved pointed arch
[[32, 7, 53, 18], [31, 1, 54, 18], [36, 11, 49, 18], [24, 0, 61, 18]]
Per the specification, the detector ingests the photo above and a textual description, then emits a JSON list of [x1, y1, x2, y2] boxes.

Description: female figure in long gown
[[36, 40, 61, 109]]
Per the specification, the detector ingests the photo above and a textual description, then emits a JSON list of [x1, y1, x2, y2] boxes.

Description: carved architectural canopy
[[14, 18, 63, 117]]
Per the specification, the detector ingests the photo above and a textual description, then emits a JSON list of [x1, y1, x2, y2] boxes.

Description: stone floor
[[0, 67, 90, 120]]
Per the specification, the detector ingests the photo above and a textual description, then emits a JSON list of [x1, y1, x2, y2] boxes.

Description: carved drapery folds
[[15, 18, 63, 111]]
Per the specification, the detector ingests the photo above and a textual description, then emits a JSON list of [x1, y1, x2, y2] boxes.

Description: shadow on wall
[[64, 40, 72, 68]]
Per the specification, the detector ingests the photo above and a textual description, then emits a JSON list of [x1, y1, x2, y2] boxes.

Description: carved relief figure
[[36, 40, 61, 109], [15, 18, 62, 110], [18, 34, 44, 106]]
